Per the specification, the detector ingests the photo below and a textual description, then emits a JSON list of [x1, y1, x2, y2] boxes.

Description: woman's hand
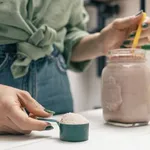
[[124, 16, 150, 48], [0, 84, 53, 135], [99, 10, 150, 54], [71, 11, 149, 62]]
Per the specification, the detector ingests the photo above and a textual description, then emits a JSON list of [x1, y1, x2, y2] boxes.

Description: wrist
[[86, 32, 106, 58], [96, 32, 106, 56]]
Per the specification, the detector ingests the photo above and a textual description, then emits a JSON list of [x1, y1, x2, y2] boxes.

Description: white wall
[[67, 5, 99, 112], [68, 0, 142, 112], [146, 0, 150, 15]]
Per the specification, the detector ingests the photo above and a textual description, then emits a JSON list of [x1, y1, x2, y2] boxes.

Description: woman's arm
[[71, 12, 150, 62], [71, 32, 103, 61]]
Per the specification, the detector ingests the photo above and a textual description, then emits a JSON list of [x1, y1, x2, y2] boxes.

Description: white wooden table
[[1, 109, 150, 150]]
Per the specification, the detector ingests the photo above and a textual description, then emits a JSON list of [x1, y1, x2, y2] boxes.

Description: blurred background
[[67, 0, 150, 112]]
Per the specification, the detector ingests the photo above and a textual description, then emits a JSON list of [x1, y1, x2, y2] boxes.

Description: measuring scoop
[[37, 117, 89, 142]]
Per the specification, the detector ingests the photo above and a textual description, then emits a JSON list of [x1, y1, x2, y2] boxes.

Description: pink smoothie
[[101, 49, 150, 124]]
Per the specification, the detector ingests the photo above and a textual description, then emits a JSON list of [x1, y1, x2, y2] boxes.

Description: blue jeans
[[0, 44, 73, 115]]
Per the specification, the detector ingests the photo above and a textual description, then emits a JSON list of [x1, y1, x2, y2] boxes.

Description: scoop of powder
[[60, 113, 89, 125]]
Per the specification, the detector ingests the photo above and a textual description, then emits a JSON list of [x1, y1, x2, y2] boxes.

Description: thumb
[[113, 11, 143, 30], [17, 91, 55, 117]]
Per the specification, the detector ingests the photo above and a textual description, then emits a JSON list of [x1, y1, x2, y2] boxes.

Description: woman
[[0, 1, 149, 134]]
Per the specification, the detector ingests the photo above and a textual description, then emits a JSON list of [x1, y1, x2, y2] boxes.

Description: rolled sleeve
[[63, 0, 92, 72]]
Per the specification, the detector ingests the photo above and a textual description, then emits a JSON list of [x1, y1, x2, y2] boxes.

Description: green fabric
[[0, 0, 90, 78]]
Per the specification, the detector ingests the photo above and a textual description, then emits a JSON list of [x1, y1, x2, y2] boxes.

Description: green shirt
[[0, 0, 90, 78]]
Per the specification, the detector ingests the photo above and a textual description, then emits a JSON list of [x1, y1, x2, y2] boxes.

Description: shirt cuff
[[63, 31, 92, 72]]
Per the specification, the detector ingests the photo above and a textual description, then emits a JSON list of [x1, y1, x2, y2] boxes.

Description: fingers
[[138, 28, 150, 39], [143, 16, 150, 26], [123, 17, 150, 47], [134, 37, 150, 47], [0, 123, 31, 135], [9, 103, 51, 131], [113, 11, 143, 30], [0, 126, 19, 135], [17, 91, 54, 117], [128, 23, 150, 40], [7, 117, 31, 134], [123, 37, 150, 47], [29, 113, 36, 119], [138, 17, 150, 38]]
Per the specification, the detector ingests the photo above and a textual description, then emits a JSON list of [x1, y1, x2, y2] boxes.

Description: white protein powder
[[60, 113, 89, 125]]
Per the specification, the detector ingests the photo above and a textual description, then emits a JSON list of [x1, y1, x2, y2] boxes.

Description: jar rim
[[108, 48, 145, 55], [107, 48, 146, 63]]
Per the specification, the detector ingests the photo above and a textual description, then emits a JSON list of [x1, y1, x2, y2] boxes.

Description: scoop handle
[[37, 117, 60, 126]]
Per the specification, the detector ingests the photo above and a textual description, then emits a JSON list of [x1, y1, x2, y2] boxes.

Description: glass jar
[[101, 48, 150, 126]]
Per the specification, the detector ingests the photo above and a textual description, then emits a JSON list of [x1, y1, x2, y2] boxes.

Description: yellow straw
[[132, 12, 147, 49]]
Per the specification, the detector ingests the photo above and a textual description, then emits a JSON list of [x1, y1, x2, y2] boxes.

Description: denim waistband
[[0, 43, 60, 57], [0, 43, 17, 54]]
